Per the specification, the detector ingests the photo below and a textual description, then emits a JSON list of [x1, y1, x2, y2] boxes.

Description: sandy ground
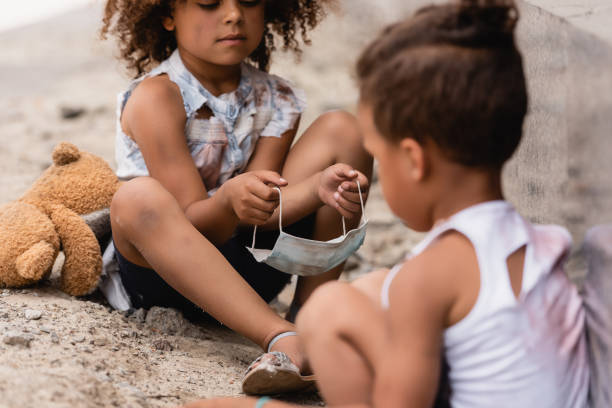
[[0, 2, 423, 407]]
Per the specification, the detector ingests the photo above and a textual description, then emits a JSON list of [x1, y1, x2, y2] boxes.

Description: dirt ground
[[0, 2, 422, 407]]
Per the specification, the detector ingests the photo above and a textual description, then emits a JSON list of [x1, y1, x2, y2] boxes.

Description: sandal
[[241, 332, 315, 395]]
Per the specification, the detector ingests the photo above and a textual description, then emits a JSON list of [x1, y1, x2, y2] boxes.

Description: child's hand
[[318, 163, 369, 219], [221, 170, 288, 225]]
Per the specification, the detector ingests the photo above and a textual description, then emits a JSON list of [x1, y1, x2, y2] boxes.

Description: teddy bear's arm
[[47, 203, 102, 296], [15, 241, 57, 282]]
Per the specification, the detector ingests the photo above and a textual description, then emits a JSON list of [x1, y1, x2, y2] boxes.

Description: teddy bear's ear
[[52, 142, 81, 166]]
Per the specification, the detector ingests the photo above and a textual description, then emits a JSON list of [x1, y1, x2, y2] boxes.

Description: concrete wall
[[504, 1, 612, 275]]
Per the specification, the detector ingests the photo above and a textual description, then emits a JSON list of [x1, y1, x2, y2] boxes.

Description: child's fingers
[[339, 171, 369, 192], [339, 188, 368, 206], [247, 178, 282, 202], [239, 206, 275, 225], [333, 191, 362, 215], [251, 195, 279, 214], [252, 170, 288, 188], [248, 210, 275, 226], [331, 201, 356, 219], [332, 163, 358, 180]]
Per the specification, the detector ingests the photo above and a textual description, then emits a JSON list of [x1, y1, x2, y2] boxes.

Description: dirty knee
[[110, 177, 178, 233], [318, 111, 361, 144]]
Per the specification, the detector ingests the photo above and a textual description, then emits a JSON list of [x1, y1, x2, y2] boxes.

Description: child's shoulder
[[387, 230, 479, 327], [131, 74, 181, 102], [244, 64, 306, 109], [121, 75, 185, 130]]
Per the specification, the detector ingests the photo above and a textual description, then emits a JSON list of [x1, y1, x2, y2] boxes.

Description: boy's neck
[[429, 164, 504, 225], [177, 48, 242, 97]]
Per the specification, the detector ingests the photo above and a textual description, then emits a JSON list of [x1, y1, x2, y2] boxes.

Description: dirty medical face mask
[[247, 183, 368, 276]]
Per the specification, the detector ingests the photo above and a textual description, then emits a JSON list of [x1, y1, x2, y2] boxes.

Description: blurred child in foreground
[[183, 0, 589, 406]]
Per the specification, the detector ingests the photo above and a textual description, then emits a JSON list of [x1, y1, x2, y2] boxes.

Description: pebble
[[60, 106, 86, 120], [24, 309, 42, 320], [152, 339, 174, 352], [51, 332, 60, 344], [72, 335, 86, 344], [130, 308, 146, 323], [3, 332, 33, 347], [92, 337, 107, 347], [40, 326, 52, 333]]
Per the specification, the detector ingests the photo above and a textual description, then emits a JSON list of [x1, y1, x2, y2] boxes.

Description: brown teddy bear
[[0, 142, 121, 296]]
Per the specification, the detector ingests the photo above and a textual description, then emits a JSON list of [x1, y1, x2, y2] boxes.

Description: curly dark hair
[[357, 0, 527, 169], [101, 0, 332, 77]]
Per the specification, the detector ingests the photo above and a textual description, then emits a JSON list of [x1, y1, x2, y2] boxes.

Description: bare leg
[[282, 111, 373, 309], [110, 111, 371, 371], [111, 177, 302, 366], [296, 278, 389, 406]]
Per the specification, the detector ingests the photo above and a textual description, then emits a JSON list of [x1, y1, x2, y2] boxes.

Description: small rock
[[24, 309, 42, 320], [130, 308, 147, 323], [152, 339, 174, 351], [144, 306, 191, 336], [40, 326, 52, 333], [60, 106, 86, 120], [51, 332, 60, 344], [93, 337, 107, 347], [0, 312, 9, 319], [73, 335, 86, 344], [3, 332, 33, 347]]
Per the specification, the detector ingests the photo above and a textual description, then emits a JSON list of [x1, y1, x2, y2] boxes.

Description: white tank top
[[381, 201, 589, 408]]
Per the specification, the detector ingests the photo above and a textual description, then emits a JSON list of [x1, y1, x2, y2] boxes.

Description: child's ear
[[163, 16, 176, 31], [399, 138, 426, 181]]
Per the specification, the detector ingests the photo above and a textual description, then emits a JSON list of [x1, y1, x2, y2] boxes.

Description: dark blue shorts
[[114, 214, 315, 321]]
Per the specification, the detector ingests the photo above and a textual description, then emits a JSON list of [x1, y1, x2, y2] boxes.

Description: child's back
[[381, 200, 588, 407], [296, 0, 591, 407]]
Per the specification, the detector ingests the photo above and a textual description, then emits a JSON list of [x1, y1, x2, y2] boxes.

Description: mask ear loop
[[251, 187, 283, 250], [341, 180, 367, 236], [356, 180, 367, 224]]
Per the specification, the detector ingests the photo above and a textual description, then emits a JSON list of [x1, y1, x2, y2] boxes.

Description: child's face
[[166, 0, 265, 67], [358, 103, 432, 232]]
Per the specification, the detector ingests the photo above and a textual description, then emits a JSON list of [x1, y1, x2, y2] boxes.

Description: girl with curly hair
[[99, 0, 372, 396]]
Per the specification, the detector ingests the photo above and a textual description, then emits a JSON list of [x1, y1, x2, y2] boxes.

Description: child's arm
[[243, 119, 369, 228], [244, 119, 298, 175], [372, 232, 478, 408], [123, 76, 285, 244]]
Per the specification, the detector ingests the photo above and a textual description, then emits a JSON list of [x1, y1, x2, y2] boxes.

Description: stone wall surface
[[504, 1, 612, 276]]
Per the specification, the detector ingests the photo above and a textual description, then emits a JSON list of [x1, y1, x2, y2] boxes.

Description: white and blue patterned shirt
[[115, 49, 306, 194]]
